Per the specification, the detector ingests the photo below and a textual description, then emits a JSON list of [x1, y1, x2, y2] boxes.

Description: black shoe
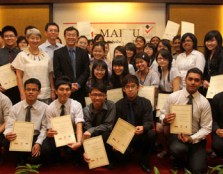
[[106, 162, 115, 170], [139, 162, 152, 173]]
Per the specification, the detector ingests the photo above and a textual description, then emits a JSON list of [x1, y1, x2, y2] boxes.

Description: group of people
[[0, 22, 223, 174]]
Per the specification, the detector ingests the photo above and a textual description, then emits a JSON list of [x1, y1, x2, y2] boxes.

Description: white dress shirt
[[4, 100, 48, 145], [46, 98, 84, 129], [160, 88, 212, 144], [176, 50, 205, 87], [0, 92, 12, 125]]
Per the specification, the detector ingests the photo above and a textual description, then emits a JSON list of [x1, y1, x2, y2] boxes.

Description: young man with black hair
[[83, 83, 116, 168], [0, 25, 20, 104], [160, 68, 212, 173], [45, 76, 84, 162], [4, 78, 48, 166], [115, 74, 156, 173]]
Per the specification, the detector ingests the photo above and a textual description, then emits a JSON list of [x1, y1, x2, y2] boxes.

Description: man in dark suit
[[53, 26, 90, 107]]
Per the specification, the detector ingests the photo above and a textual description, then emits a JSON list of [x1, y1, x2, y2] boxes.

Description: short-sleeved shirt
[[136, 70, 160, 87], [12, 49, 53, 99], [0, 92, 12, 125], [46, 98, 84, 129]]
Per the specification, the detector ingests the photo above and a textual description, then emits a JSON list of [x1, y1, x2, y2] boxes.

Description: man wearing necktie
[[0, 25, 20, 104], [115, 75, 156, 173], [160, 68, 212, 173], [53, 26, 90, 107], [4, 78, 48, 166], [45, 76, 84, 164]]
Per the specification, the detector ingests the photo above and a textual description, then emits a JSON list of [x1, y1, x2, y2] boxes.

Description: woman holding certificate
[[155, 49, 181, 158], [203, 30, 223, 95], [12, 28, 55, 104]]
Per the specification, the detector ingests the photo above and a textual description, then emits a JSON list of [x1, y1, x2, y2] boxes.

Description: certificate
[[83, 135, 109, 169], [138, 86, 155, 109], [206, 75, 223, 99], [51, 115, 76, 147], [9, 122, 34, 152], [107, 118, 135, 154], [85, 97, 92, 106], [170, 105, 192, 134], [181, 21, 195, 36], [156, 93, 169, 117], [107, 88, 123, 103], [0, 63, 17, 90], [162, 20, 180, 41]]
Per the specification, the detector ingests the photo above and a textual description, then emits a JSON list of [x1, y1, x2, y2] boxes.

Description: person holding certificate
[[4, 78, 48, 166], [45, 76, 84, 164], [0, 92, 12, 163], [202, 30, 223, 96], [0, 25, 20, 105], [115, 74, 156, 173], [159, 68, 212, 173], [83, 83, 116, 169]]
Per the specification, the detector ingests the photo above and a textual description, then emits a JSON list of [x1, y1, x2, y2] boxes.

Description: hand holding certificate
[[206, 75, 223, 99], [0, 64, 17, 90], [107, 118, 135, 154], [51, 115, 76, 147], [170, 105, 192, 134], [156, 93, 169, 117], [9, 122, 34, 152], [83, 135, 109, 169]]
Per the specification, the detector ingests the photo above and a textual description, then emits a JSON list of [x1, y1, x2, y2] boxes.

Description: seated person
[[211, 92, 223, 158], [4, 78, 48, 166], [160, 68, 212, 173], [83, 83, 116, 168], [115, 74, 156, 173], [45, 76, 84, 163], [0, 92, 12, 163]]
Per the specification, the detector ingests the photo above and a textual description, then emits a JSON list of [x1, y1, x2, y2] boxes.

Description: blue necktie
[[69, 49, 76, 80]]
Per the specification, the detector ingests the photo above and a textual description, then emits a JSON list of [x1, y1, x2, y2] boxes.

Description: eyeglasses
[[25, 88, 39, 92], [90, 93, 105, 97]]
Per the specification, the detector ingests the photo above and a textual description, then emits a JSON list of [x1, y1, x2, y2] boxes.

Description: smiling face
[[94, 66, 106, 80], [56, 84, 71, 104], [64, 30, 78, 48], [144, 46, 153, 57], [77, 37, 88, 50], [135, 58, 148, 72], [90, 88, 106, 110], [113, 65, 124, 76], [172, 38, 181, 52], [92, 45, 105, 60], [3, 31, 17, 48], [46, 25, 59, 42], [205, 37, 218, 52], [27, 34, 41, 49], [157, 53, 169, 69], [182, 36, 194, 52], [135, 37, 145, 50]]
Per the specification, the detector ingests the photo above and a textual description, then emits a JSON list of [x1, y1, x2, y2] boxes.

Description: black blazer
[[53, 46, 90, 107]]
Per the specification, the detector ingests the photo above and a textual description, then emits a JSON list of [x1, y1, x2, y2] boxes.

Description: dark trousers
[[4, 135, 46, 165], [169, 134, 207, 173], [112, 129, 156, 165], [42, 137, 83, 164], [212, 132, 223, 158]]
